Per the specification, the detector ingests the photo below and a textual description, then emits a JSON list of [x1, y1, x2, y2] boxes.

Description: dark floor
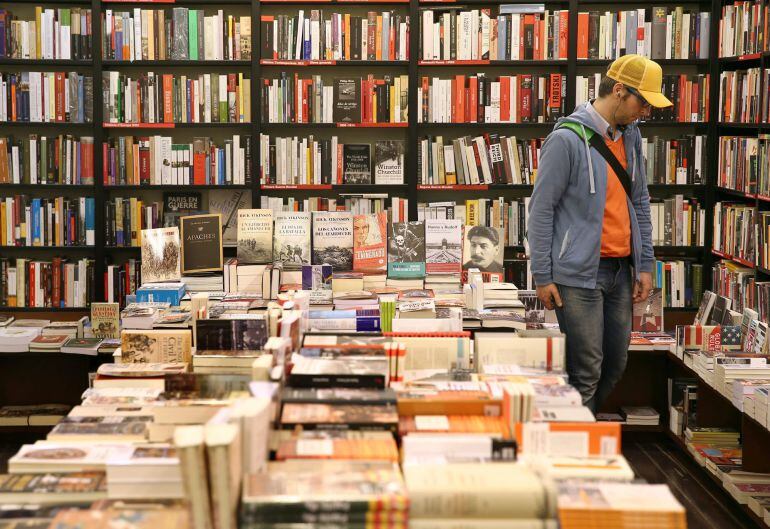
[[625, 433, 761, 529], [0, 435, 763, 528]]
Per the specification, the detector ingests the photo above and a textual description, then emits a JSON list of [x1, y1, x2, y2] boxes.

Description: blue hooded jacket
[[527, 102, 655, 289]]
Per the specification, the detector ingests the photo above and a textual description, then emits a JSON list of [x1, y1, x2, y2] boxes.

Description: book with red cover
[[353, 212, 387, 273]]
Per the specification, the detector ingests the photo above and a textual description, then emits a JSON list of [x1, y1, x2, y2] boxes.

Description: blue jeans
[[554, 257, 633, 413]]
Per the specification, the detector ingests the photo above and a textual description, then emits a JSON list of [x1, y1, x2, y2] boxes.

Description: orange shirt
[[600, 136, 631, 257]]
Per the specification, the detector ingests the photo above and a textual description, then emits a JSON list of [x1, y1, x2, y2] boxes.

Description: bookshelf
[[0, 0, 722, 310]]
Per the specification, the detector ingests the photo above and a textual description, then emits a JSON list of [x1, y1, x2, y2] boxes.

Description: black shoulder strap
[[587, 134, 634, 200]]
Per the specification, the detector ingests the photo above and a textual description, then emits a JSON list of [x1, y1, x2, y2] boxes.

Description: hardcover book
[[388, 222, 426, 278], [374, 140, 405, 185], [273, 212, 312, 269], [141, 227, 181, 283], [425, 219, 463, 275], [333, 78, 362, 123], [120, 329, 193, 363], [90, 302, 120, 339], [196, 318, 269, 351], [312, 211, 354, 271], [462, 225, 504, 274], [209, 188, 252, 245], [237, 209, 274, 264], [180, 214, 223, 274], [633, 288, 663, 332], [342, 144, 371, 185], [353, 213, 387, 273]]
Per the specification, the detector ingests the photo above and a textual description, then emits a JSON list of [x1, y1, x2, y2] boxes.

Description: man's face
[[469, 236, 498, 269], [353, 219, 369, 245], [616, 85, 652, 125]]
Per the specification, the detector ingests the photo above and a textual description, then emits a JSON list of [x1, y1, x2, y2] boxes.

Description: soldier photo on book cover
[[237, 209, 274, 264], [313, 212, 354, 271], [140, 227, 181, 283]]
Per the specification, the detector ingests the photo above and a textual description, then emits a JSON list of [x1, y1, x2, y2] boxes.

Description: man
[[463, 225, 503, 273], [527, 54, 672, 412]]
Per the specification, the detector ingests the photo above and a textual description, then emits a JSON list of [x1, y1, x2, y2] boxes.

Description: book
[[388, 222, 426, 278], [91, 302, 120, 339], [209, 189, 252, 245], [61, 337, 102, 356], [333, 78, 362, 123], [353, 212, 387, 273], [181, 214, 224, 274], [342, 144, 372, 185], [0, 472, 107, 504], [237, 209, 273, 264], [141, 227, 182, 283], [273, 212, 312, 269], [424, 219, 463, 275], [374, 140, 405, 185], [312, 212, 354, 271], [633, 288, 663, 332], [462, 225, 504, 273], [120, 329, 193, 363], [196, 318, 268, 351]]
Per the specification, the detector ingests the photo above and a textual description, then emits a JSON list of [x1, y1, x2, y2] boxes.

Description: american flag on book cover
[[722, 325, 742, 349]]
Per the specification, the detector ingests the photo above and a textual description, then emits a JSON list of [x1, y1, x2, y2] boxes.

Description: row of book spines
[[418, 73, 564, 124], [718, 3, 769, 58], [261, 12, 408, 61], [717, 136, 770, 195], [0, 257, 94, 309], [0, 136, 94, 186], [262, 75, 408, 124], [650, 199, 705, 247], [643, 136, 706, 186], [0, 72, 92, 124], [576, 74, 710, 123], [1, 196, 95, 247], [718, 69, 765, 124], [653, 259, 703, 308], [713, 202, 756, 264], [104, 73, 251, 124], [103, 198, 159, 247], [418, 135, 538, 187], [0, 8, 93, 61], [104, 259, 140, 305], [102, 136, 251, 186], [420, 10, 569, 61], [576, 9, 709, 60], [103, 10, 250, 61]]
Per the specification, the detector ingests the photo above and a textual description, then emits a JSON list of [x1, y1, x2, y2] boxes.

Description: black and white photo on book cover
[[237, 209, 274, 264], [312, 211, 354, 271], [140, 227, 181, 283]]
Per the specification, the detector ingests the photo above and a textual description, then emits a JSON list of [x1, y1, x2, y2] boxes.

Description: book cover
[[353, 213, 387, 273], [181, 214, 223, 274], [273, 212, 312, 269], [374, 140, 404, 185], [388, 222, 426, 278], [164, 192, 202, 213], [342, 144, 371, 185], [312, 211, 353, 271], [462, 225, 504, 273], [196, 318, 269, 351], [633, 288, 663, 332], [209, 189, 252, 245], [237, 209, 273, 264], [90, 302, 120, 339], [694, 290, 716, 325], [333, 78, 361, 123], [425, 219, 463, 275], [141, 227, 181, 283], [120, 329, 193, 363]]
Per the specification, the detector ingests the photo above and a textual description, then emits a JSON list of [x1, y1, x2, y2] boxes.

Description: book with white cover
[[237, 209, 273, 264], [273, 212, 311, 269], [9, 443, 134, 473]]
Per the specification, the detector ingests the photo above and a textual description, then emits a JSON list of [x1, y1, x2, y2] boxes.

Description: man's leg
[[595, 259, 633, 411], [554, 283, 605, 412]]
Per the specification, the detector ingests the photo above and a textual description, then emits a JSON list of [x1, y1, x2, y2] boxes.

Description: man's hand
[[536, 283, 563, 310], [633, 271, 653, 303]]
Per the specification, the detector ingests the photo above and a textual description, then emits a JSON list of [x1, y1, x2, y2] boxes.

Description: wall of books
[[0, 0, 721, 314]]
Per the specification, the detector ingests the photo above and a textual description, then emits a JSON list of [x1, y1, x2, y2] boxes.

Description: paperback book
[[141, 227, 182, 283], [90, 302, 120, 339], [342, 144, 371, 185], [353, 213, 387, 273], [388, 222, 426, 278], [312, 212, 354, 271], [374, 140, 405, 185], [237, 209, 274, 264], [180, 214, 223, 274], [462, 225, 504, 273], [425, 219, 463, 275], [273, 212, 312, 269]]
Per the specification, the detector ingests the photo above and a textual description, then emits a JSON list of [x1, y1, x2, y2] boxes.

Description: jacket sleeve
[[633, 131, 655, 273], [527, 131, 572, 286]]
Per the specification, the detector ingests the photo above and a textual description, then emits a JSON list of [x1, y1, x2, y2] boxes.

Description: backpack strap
[[557, 121, 634, 200]]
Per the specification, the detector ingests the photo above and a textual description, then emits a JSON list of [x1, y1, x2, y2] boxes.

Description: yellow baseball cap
[[606, 54, 673, 108]]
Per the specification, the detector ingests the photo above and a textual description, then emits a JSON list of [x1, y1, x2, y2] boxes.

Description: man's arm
[[632, 133, 654, 302], [527, 131, 572, 287]]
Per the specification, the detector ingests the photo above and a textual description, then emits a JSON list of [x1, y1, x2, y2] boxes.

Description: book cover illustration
[[312, 212, 353, 271], [388, 222, 426, 278], [180, 214, 223, 274], [633, 288, 663, 332], [209, 188, 252, 245], [462, 225, 504, 273], [425, 219, 463, 275], [273, 212, 312, 269], [374, 140, 405, 185], [333, 78, 361, 123], [237, 209, 274, 264], [342, 144, 371, 185], [90, 302, 120, 339], [120, 330, 192, 364], [353, 213, 387, 273], [140, 227, 181, 283]]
